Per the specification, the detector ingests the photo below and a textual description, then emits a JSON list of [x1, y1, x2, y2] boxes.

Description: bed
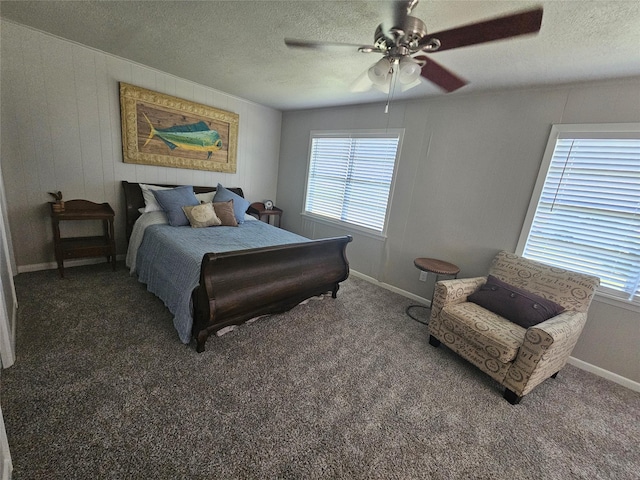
[[122, 181, 352, 352]]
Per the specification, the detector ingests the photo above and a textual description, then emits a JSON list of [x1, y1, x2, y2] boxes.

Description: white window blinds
[[305, 132, 401, 233], [520, 126, 640, 303]]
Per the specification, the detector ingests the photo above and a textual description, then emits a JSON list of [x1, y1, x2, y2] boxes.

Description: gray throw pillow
[[152, 186, 199, 226], [213, 183, 250, 224]]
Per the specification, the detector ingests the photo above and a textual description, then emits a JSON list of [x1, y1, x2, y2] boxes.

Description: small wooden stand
[[406, 257, 460, 324], [248, 202, 283, 228], [49, 199, 116, 278]]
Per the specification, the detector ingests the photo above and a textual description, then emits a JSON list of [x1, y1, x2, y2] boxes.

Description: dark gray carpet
[[2, 262, 639, 479]]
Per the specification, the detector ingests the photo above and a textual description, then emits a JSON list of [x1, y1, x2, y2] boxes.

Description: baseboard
[[567, 357, 640, 393], [349, 269, 430, 307], [350, 269, 640, 393], [17, 255, 125, 274]]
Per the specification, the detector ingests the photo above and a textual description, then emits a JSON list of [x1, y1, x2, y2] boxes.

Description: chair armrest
[[429, 276, 486, 321], [505, 310, 588, 396]]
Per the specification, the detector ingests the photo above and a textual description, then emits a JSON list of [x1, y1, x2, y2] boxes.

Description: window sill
[[593, 290, 640, 313], [301, 212, 387, 241]]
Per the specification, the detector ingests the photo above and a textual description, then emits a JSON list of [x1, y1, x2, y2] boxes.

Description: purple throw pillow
[[467, 275, 565, 328]]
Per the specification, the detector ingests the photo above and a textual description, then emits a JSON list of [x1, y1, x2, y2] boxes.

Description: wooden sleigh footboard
[[191, 235, 352, 352]]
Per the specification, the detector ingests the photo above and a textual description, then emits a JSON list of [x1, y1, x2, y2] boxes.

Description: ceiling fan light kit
[[285, 0, 543, 96], [368, 58, 392, 86], [398, 57, 422, 84]]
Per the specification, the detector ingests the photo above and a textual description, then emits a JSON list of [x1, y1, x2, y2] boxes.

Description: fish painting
[[142, 113, 223, 159]]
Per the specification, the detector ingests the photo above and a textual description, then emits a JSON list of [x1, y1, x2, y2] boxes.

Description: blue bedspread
[[135, 220, 309, 343]]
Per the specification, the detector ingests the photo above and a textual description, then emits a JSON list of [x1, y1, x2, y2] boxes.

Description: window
[[517, 123, 640, 308], [303, 130, 402, 235]]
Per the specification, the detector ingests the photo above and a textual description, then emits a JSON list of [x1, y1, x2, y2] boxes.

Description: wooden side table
[[406, 257, 460, 325], [49, 199, 116, 278], [247, 202, 283, 228]]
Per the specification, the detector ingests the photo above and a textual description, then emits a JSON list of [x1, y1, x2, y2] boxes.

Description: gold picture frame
[[119, 82, 238, 173]]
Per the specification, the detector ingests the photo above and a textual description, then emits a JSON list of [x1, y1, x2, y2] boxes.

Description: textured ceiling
[[1, 1, 640, 110]]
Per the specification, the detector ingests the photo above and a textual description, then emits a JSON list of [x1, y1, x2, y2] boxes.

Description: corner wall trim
[[0, 403, 12, 480], [350, 269, 639, 393]]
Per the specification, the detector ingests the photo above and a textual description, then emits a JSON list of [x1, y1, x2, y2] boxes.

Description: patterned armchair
[[428, 251, 600, 404]]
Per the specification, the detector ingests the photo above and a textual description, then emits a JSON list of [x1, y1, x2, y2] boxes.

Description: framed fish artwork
[[119, 83, 239, 173]]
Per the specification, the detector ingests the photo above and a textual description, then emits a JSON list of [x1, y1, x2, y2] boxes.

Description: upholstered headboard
[[121, 181, 245, 241]]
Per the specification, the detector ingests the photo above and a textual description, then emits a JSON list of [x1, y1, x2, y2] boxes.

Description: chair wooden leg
[[504, 388, 522, 405], [428, 335, 441, 347]]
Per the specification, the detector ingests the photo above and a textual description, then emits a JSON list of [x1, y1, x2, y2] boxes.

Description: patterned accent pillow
[[468, 275, 565, 328], [152, 186, 199, 226], [212, 200, 238, 227], [182, 203, 222, 228]]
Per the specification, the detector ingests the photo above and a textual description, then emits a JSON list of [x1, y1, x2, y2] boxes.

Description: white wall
[[0, 105, 15, 480], [0, 25, 16, 477], [0, 21, 282, 269], [278, 77, 640, 384], [0, 403, 11, 480]]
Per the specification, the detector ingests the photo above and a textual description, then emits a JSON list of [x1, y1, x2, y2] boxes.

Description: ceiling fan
[[285, 0, 543, 94]]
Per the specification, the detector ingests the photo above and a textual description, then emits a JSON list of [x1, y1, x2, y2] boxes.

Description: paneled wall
[[0, 21, 282, 268], [278, 78, 640, 384], [2, 20, 639, 385]]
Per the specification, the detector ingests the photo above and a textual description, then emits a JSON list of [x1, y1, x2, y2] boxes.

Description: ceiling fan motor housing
[[375, 16, 430, 57]]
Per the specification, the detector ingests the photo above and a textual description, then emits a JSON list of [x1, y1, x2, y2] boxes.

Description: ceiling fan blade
[[285, 38, 378, 52], [419, 7, 543, 52], [415, 56, 467, 92]]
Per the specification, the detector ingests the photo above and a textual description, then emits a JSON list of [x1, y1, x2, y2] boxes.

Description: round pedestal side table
[[406, 257, 460, 325]]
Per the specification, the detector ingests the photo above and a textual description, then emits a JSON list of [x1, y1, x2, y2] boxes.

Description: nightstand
[[248, 202, 283, 228], [49, 199, 116, 278]]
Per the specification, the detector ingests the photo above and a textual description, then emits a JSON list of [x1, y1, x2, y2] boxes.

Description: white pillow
[[139, 183, 171, 212], [195, 191, 216, 204]]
